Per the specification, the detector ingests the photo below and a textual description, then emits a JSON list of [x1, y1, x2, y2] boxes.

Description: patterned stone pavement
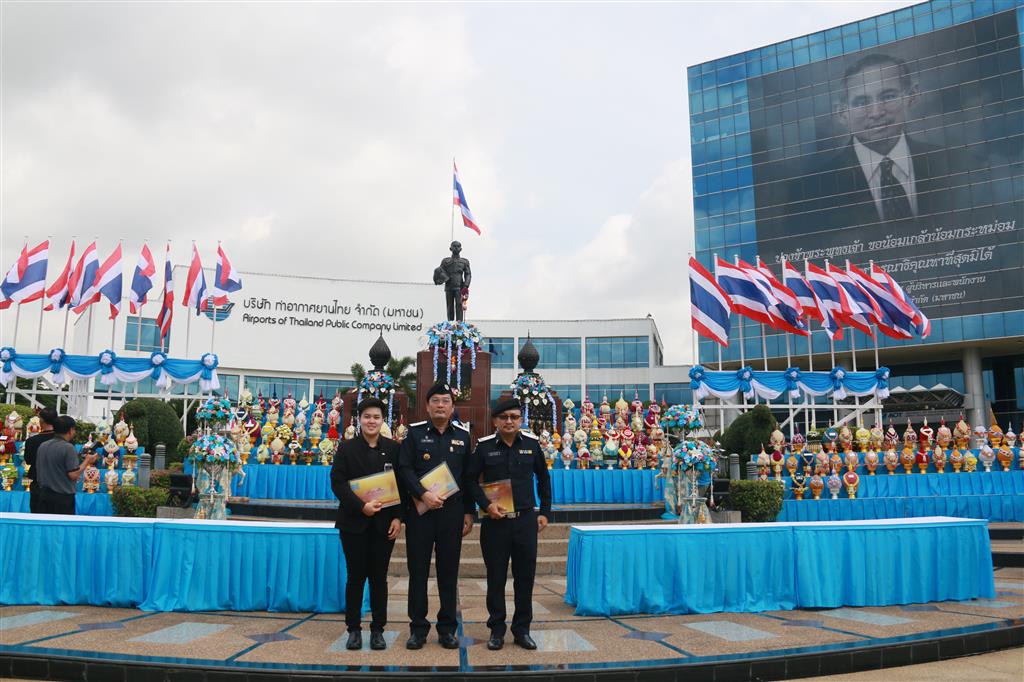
[[1, 567, 1022, 674]]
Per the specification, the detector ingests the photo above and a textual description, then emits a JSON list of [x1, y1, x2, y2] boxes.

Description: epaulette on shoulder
[[453, 421, 470, 432], [409, 421, 428, 428], [477, 433, 496, 442], [520, 430, 539, 440]]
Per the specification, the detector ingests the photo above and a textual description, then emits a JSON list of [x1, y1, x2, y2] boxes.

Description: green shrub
[[73, 421, 96, 444], [119, 398, 184, 454], [149, 470, 171, 489], [110, 486, 168, 518], [719, 404, 777, 469], [728, 480, 785, 522], [0, 404, 34, 427], [171, 437, 193, 466], [169, 461, 184, 472]]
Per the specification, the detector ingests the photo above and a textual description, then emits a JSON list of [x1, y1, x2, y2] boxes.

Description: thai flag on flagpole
[[70, 241, 100, 314], [741, 258, 808, 336], [871, 264, 931, 338], [847, 263, 915, 339], [714, 257, 776, 326], [182, 243, 208, 315], [211, 244, 242, 306], [827, 262, 878, 337], [782, 260, 821, 321], [453, 161, 481, 235], [156, 244, 174, 340], [0, 240, 49, 309], [688, 256, 731, 347], [44, 240, 76, 311], [805, 262, 845, 340], [129, 243, 157, 315], [94, 244, 124, 319]]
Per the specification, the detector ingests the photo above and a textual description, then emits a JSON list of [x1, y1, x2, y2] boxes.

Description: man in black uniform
[[465, 398, 552, 651], [397, 382, 475, 650], [23, 408, 57, 514], [433, 241, 472, 321]]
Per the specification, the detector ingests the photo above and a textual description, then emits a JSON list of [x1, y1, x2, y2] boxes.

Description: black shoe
[[370, 631, 386, 650], [345, 631, 362, 650], [406, 633, 426, 650], [513, 634, 537, 650], [439, 632, 460, 649], [487, 635, 504, 650]]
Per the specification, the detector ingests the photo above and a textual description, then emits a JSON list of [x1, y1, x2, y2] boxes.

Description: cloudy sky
[[2, 0, 914, 364]]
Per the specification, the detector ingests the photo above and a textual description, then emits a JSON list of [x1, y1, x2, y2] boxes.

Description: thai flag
[[847, 264, 915, 339], [782, 260, 821, 321], [44, 241, 76, 311], [156, 244, 174, 340], [70, 241, 100, 314], [453, 162, 481, 235], [93, 244, 124, 319], [871, 264, 931, 338], [714, 257, 776, 326], [828, 263, 879, 337], [211, 244, 242, 307], [805, 262, 845, 340], [741, 258, 808, 336], [0, 240, 49, 309], [182, 243, 208, 315], [688, 257, 731, 347], [129, 243, 157, 315]]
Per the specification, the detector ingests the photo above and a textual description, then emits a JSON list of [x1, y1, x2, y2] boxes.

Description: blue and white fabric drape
[[689, 365, 890, 402], [0, 348, 221, 393]]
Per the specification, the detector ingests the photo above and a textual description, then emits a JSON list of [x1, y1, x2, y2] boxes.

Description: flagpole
[[185, 307, 192, 358], [61, 308, 70, 350], [450, 157, 456, 243], [806, 321, 814, 431], [868, 260, 882, 427], [35, 235, 51, 352]]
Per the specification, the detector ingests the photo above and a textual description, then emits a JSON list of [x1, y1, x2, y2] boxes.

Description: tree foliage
[[719, 404, 778, 462]]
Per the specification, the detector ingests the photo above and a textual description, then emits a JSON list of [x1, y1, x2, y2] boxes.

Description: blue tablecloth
[[0, 514, 153, 607], [221, 463, 663, 504], [0, 491, 114, 516], [565, 517, 995, 616], [777, 493, 1024, 522], [1, 513, 361, 613]]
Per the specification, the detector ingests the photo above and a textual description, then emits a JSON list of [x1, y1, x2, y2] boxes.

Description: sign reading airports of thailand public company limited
[[166, 268, 446, 375]]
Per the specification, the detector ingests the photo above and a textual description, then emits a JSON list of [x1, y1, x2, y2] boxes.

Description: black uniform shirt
[[398, 419, 475, 515], [466, 431, 552, 519], [24, 431, 55, 469], [330, 434, 405, 533]]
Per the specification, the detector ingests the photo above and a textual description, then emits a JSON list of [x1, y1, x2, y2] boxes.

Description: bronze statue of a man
[[433, 241, 472, 321]]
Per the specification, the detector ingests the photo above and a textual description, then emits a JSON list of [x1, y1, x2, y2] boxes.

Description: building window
[[519, 338, 581, 369], [313, 379, 356, 402], [585, 337, 649, 368], [125, 316, 164, 353], [243, 375, 311, 401], [548, 384, 581, 403], [485, 337, 515, 369], [586, 384, 650, 403], [654, 383, 693, 406]]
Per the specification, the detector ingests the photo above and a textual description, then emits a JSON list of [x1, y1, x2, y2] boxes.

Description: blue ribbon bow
[[874, 366, 890, 391], [784, 366, 801, 394], [829, 366, 847, 392], [98, 350, 118, 376], [48, 348, 66, 375], [688, 365, 706, 390], [736, 366, 754, 396], [0, 347, 16, 373], [149, 351, 168, 380], [200, 353, 219, 381]]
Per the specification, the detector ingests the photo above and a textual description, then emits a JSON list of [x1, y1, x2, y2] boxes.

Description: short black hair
[[38, 408, 58, 427], [53, 415, 77, 435], [357, 397, 387, 416], [841, 53, 912, 102]]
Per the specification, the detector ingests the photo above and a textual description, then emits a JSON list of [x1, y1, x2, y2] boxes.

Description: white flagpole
[[210, 242, 220, 356], [450, 158, 456, 243], [733, 255, 756, 405], [185, 306, 192, 358], [803, 260, 816, 430], [869, 260, 882, 427]]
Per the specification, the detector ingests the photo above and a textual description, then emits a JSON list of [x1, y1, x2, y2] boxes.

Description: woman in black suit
[[330, 397, 404, 651]]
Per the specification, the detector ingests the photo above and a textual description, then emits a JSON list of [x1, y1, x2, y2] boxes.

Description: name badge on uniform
[[519, 449, 532, 454], [421, 437, 434, 444], [451, 439, 465, 447]]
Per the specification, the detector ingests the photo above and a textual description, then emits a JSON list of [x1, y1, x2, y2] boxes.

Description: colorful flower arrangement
[[427, 321, 483, 388], [196, 396, 233, 423], [357, 370, 398, 426], [671, 439, 719, 473], [511, 373, 557, 432], [660, 404, 703, 433], [188, 432, 241, 465]]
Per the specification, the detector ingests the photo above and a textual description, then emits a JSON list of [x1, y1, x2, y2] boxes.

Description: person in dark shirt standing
[[465, 398, 552, 651], [330, 397, 404, 651], [23, 408, 57, 513], [397, 382, 475, 650], [36, 416, 95, 515]]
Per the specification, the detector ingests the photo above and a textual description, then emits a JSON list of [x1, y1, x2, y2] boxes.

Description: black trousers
[[29, 488, 42, 514], [444, 287, 463, 322], [405, 502, 463, 636], [339, 529, 395, 633], [39, 488, 75, 515], [480, 510, 537, 637]]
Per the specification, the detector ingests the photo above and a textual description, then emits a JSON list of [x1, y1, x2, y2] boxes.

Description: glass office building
[[689, 0, 1023, 426]]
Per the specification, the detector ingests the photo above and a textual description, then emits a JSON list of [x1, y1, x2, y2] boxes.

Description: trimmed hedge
[[119, 398, 184, 456], [728, 479, 785, 522], [110, 486, 168, 518], [719, 404, 778, 468]]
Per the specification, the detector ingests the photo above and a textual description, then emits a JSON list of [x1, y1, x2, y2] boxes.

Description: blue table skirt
[[566, 518, 995, 616], [0, 491, 114, 516], [1, 514, 361, 613], [0, 515, 153, 607], [777, 494, 1024, 522], [219, 463, 664, 504]]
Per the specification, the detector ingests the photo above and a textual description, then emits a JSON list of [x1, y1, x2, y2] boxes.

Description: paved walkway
[[806, 647, 1024, 680]]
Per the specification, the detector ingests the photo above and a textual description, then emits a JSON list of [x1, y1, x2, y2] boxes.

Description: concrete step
[[387, 555, 565, 578], [391, 537, 567, 559]]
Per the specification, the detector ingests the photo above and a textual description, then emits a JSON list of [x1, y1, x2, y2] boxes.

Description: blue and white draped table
[[565, 517, 994, 616], [0, 513, 358, 613]]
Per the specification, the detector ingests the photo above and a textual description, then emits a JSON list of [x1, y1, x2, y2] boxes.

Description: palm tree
[[350, 356, 417, 403]]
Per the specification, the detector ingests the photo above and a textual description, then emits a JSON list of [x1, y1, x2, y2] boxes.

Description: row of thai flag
[[0, 240, 243, 340], [688, 256, 931, 348]]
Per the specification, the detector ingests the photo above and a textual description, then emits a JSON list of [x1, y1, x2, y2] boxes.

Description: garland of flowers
[[196, 396, 233, 423], [511, 373, 557, 432], [671, 439, 719, 473], [189, 432, 241, 465], [425, 321, 483, 391], [357, 370, 398, 427]]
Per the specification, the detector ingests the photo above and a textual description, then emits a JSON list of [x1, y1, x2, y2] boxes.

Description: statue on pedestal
[[433, 241, 472, 321]]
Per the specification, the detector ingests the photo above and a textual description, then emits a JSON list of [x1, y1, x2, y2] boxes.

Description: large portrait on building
[[750, 12, 1023, 319]]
